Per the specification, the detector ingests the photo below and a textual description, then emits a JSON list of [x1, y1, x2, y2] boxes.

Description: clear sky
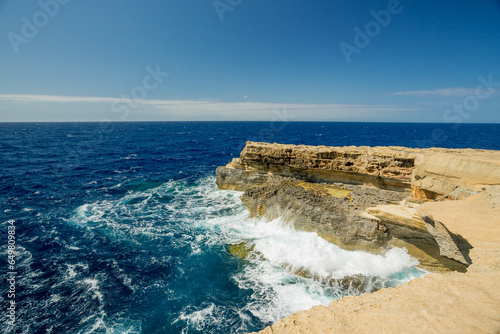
[[0, 0, 499, 122]]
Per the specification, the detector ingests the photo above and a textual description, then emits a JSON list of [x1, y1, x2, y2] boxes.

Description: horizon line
[[1, 120, 499, 124]]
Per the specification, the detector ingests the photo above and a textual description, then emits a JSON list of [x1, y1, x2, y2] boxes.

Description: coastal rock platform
[[216, 142, 500, 334]]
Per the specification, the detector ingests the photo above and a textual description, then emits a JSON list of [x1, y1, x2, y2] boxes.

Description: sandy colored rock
[[218, 142, 500, 196], [366, 203, 426, 232], [215, 142, 500, 333], [418, 208, 472, 265], [412, 150, 500, 198], [253, 271, 500, 334], [240, 182, 403, 252], [364, 203, 469, 271], [219, 142, 419, 191], [241, 182, 463, 272], [250, 187, 500, 334]]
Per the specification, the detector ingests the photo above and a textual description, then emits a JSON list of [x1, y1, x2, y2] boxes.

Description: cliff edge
[[215, 142, 500, 334]]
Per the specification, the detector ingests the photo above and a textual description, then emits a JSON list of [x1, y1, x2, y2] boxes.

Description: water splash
[[61, 176, 425, 332]]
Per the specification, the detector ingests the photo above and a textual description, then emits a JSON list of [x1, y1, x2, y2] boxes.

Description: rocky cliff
[[217, 142, 500, 271], [238, 180, 465, 272], [412, 149, 500, 199], [217, 142, 500, 197], [249, 186, 500, 334], [217, 143, 419, 191], [215, 142, 500, 333]]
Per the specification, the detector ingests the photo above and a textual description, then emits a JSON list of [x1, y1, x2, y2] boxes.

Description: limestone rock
[[241, 181, 465, 272], [249, 186, 500, 334], [412, 150, 500, 199], [231, 142, 420, 191], [214, 142, 500, 334], [216, 166, 284, 191], [364, 203, 469, 271], [216, 142, 500, 272], [218, 142, 500, 199], [250, 270, 500, 334], [366, 203, 427, 235], [418, 208, 472, 266], [241, 182, 404, 251]]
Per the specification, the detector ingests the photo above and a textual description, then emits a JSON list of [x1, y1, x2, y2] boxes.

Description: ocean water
[[1, 122, 498, 334]]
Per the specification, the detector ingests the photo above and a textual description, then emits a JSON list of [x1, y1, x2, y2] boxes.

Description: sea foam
[[65, 176, 425, 332]]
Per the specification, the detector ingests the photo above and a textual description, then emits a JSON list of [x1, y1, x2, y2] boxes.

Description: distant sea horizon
[[2, 120, 500, 124], [1, 121, 498, 150]]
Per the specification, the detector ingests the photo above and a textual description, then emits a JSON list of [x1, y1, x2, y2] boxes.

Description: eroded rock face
[[215, 142, 500, 334], [215, 165, 295, 191], [218, 142, 418, 191], [366, 203, 468, 271], [241, 182, 402, 251], [217, 142, 500, 198], [216, 142, 500, 272], [418, 207, 473, 266], [250, 186, 500, 334], [240, 181, 466, 272], [412, 151, 500, 199]]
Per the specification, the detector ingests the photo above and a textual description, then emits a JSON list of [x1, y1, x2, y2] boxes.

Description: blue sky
[[0, 0, 499, 122]]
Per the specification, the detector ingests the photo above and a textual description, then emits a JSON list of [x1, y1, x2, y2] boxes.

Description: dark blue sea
[[1, 122, 499, 334]]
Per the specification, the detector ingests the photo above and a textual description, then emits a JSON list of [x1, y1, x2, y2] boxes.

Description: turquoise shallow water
[[1, 122, 498, 333]]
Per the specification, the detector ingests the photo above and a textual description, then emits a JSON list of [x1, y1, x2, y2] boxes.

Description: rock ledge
[[215, 142, 500, 333]]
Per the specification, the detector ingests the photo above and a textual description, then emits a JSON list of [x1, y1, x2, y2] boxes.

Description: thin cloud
[[0, 93, 415, 110], [0, 94, 419, 121], [0, 94, 119, 104], [393, 88, 478, 97]]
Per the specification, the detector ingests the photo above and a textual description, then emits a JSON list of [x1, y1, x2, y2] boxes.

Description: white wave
[[221, 216, 425, 325], [174, 303, 222, 331], [78, 319, 142, 334], [63, 263, 89, 282], [247, 218, 419, 279], [234, 260, 334, 324], [82, 278, 104, 303], [66, 176, 425, 330], [67, 265, 78, 280], [183, 183, 425, 325]]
